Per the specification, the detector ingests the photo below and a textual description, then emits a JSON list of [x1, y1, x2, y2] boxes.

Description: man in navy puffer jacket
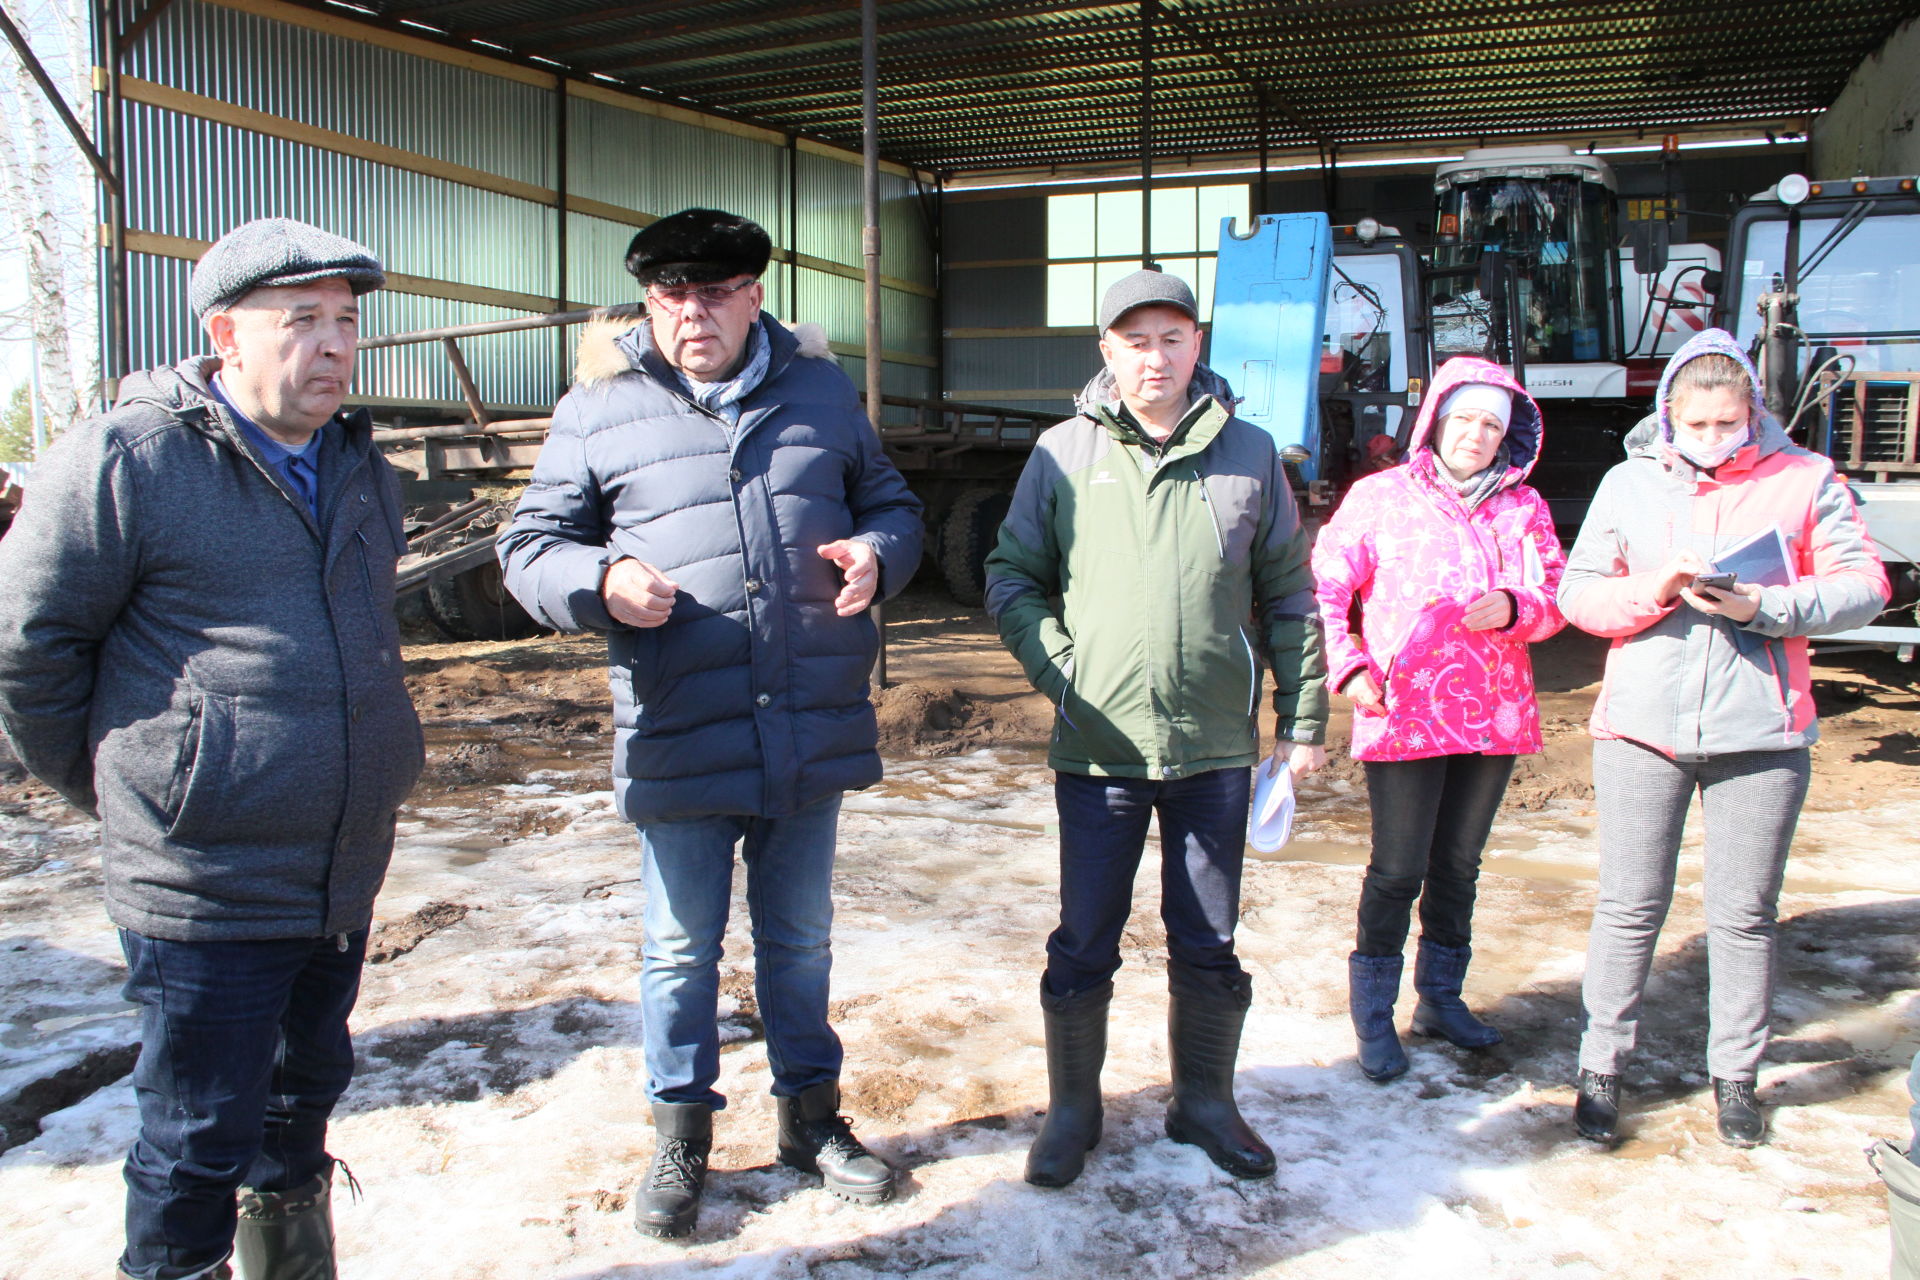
[[498, 208, 922, 1237]]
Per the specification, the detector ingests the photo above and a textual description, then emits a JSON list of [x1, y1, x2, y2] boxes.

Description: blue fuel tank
[[1208, 213, 1334, 479]]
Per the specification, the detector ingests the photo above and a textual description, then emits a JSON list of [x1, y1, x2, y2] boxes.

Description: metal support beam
[[860, 0, 887, 686], [1255, 92, 1270, 217], [786, 131, 800, 321], [1139, 0, 1152, 267], [554, 75, 569, 392], [102, 0, 129, 386]]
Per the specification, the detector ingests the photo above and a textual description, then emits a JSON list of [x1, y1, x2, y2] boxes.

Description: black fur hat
[[625, 208, 773, 287]]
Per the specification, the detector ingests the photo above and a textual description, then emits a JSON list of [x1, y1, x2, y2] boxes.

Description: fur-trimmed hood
[[574, 312, 833, 387]]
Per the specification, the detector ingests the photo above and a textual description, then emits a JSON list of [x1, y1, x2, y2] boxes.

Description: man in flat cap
[[499, 207, 921, 1237], [0, 217, 422, 1279], [985, 267, 1327, 1188]]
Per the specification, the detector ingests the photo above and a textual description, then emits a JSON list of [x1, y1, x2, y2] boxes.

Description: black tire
[[425, 560, 542, 641], [941, 487, 1013, 607]]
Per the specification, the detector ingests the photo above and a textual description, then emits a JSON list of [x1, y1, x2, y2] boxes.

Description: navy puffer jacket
[[498, 314, 922, 821]]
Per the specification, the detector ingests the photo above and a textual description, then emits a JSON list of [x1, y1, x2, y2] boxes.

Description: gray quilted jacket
[[0, 358, 423, 940]]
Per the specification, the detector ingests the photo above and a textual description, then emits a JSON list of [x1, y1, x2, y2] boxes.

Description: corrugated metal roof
[[279, 0, 1919, 174]]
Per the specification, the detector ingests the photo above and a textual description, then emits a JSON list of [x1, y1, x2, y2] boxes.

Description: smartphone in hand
[[1693, 570, 1737, 592]]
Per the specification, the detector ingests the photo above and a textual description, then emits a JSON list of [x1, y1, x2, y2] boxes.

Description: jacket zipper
[[1198, 480, 1227, 558], [1240, 628, 1259, 718]]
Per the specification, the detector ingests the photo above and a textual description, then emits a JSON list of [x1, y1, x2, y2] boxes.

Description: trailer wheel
[[425, 561, 542, 641], [941, 487, 1012, 607]]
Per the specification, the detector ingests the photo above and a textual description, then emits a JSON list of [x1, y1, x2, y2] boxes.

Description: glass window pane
[[1048, 193, 1097, 261], [1150, 186, 1197, 256], [1199, 256, 1219, 323], [1198, 184, 1250, 251], [1097, 190, 1144, 261], [1047, 262, 1096, 328]]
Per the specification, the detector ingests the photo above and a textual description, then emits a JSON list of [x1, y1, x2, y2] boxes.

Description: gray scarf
[[678, 318, 771, 428], [1432, 443, 1510, 512]]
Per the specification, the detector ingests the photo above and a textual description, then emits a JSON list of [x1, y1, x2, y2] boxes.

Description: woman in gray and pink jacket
[[1558, 328, 1888, 1148]]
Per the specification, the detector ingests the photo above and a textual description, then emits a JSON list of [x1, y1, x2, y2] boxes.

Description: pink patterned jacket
[[1312, 357, 1567, 762]]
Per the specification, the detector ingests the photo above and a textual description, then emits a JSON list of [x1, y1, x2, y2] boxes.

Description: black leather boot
[[633, 1102, 712, 1239], [1164, 965, 1276, 1179], [1024, 978, 1112, 1188], [777, 1082, 895, 1204], [1574, 1068, 1620, 1144], [1713, 1077, 1766, 1148], [234, 1164, 338, 1280], [1348, 952, 1410, 1083], [1409, 939, 1502, 1048]]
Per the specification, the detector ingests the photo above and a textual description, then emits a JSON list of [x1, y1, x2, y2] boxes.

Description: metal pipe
[[372, 418, 552, 444], [0, 3, 117, 187], [406, 496, 493, 540], [355, 304, 639, 350], [443, 338, 491, 426]]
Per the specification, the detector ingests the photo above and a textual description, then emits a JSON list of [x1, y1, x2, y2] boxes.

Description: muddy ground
[[1, 583, 1918, 1279], [389, 582, 1918, 818]]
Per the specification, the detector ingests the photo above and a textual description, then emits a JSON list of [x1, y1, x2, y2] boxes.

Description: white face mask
[[1672, 425, 1749, 469]]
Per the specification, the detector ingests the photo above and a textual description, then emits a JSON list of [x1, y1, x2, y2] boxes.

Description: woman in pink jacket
[[1559, 329, 1889, 1147], [1313, 357, 1566, 1082]]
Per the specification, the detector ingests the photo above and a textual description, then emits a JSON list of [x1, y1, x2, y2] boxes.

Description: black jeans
[[1356, 754, 1515, 956], [118, 929, 366, 1280], [1046, 766, 1251, 997]]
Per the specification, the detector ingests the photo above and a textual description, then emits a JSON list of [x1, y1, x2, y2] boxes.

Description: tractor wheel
[[940, 487, 1013, 607], [425, 560, 542, 641]]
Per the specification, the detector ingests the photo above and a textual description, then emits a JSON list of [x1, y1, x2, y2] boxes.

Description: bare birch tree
[[0, 0, 100, 452]]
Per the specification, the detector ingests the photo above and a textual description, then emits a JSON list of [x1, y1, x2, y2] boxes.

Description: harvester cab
[[1721, 173, 1920, 655]]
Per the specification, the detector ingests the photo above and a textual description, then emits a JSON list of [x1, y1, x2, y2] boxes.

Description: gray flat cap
[[190, 218, 385, 323], [1099, 267, 1198, 332]]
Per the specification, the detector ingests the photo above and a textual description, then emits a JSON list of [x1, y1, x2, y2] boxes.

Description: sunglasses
[[647, 279, 757, 309]]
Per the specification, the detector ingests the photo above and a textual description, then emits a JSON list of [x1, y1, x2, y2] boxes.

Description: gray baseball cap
[[1098, 267, 1199, 332], [190, 218, 385, 323]]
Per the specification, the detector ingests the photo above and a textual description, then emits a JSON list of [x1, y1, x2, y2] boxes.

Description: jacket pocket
[[167, 692, 233, 842]]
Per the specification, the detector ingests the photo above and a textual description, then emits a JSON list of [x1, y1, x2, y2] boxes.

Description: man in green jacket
[[985, 268, 1328, 1188]]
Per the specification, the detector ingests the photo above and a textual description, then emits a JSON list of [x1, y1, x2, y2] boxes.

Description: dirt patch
[[390, 584, 1914, 822], [843, 1069, 925, 1122], [367, 901, 472, 965]]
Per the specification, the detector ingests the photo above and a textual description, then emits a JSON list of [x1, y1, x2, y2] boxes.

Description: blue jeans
[[1046, 767, 1252, 997], [118, 929, 365, 1280], [638, 794, 844, 1108]]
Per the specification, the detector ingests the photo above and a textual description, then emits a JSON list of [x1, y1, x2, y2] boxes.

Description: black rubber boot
[[1348, 952, 1410, 1083], [1574, 1068, 1620, 1144], [1713, 1077, 1766, 1148], [1164, 965, 1276, 1180], [633, 1102, 712, 1239], [777, 1082, 895, 1204], [1409, 939, 1502, 1049], [1024, 978, 1112, 1188], [234, 1165, 338, 1280]]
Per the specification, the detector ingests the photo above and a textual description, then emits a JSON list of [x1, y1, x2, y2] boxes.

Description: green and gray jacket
[[985, 366, 1328, 779]]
